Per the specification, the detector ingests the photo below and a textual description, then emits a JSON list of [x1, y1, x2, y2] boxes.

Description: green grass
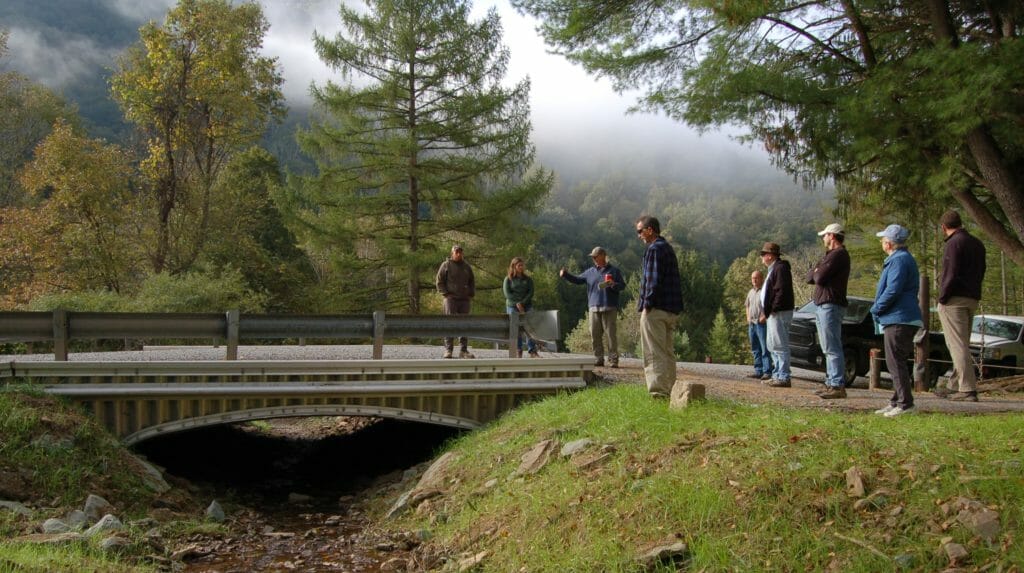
[[384, 384, 1024, 571], [0, 542, 150, 573]]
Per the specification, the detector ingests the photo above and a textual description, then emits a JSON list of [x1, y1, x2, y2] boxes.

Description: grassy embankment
[[383, 383, 1024, 571], [0, 388, 203, 573]]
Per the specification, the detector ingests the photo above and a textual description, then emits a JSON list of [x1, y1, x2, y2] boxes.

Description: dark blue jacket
[[637, 237, 683, 314]]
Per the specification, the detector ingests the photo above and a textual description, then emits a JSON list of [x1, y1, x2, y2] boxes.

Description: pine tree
[[282, 0, 552, 313]]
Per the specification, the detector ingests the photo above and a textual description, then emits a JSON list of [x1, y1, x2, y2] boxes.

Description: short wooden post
[[225, 309, 239, 360], [914, 275, 930, 391], [52, 309, 68, 362], [508, 312, 519, 358], [372, 311, 385, 359], [868, 348, 881, 390]]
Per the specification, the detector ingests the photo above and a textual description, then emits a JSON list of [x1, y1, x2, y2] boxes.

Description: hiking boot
[[595, 359, 605, 367], [760, 374, 772, 381], [818, 386, 847, 399], [609, 361, 619, 368], [932, 387, 953, 398], [874, 404, 896, 415], [443, 350, 453, 359], [948, 391, 978, 402], [528, 351, 540, 358], [813, 386, 829, 396], [459, 350, 475, 359], [768, 379, 791, 388], [884, 405, 916, 417], [746, 373, 762, 379]]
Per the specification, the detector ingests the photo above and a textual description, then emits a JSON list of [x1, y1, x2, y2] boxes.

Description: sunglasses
[[636, 227, 646, 235]]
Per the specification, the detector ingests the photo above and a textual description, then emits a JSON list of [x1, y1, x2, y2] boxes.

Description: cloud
[[5, 27, 118, 88]]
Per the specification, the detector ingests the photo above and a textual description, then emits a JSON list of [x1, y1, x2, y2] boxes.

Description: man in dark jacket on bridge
[[436, 244, 476, 359]]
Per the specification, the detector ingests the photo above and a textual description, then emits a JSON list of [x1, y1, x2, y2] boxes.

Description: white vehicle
[[970, 314, 1024, 378]]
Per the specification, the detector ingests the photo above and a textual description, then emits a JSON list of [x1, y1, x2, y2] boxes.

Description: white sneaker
[[874, 404, 896, 415], [884, 405, 916, 417]]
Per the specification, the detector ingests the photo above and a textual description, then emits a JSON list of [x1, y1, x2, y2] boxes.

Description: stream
[[134, 416, 460, 572]]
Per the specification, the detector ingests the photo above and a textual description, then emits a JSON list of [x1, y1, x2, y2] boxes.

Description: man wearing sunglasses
[[635, 216, 683, 398]]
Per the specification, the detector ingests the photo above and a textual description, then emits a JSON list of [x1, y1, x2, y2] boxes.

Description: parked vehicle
[[788, 296, 950, 387], [970, 314, 1024, 379]]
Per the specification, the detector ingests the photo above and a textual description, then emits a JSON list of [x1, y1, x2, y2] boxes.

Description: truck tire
[[843, 347, 859, 387]]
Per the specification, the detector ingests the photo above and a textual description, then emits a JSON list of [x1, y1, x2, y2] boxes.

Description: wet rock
[[85, 514, 123, 537], [41, 518, 70, 534], [670, 381, 705, 408], [515, 439, 557, 476], [288, 492, 313, 504], [206, 500, 226, 523], [560, 438, 593, 458], [131, 517, 158, 529], [0, 500, 32, 517], [571, 449, 613, 471], [845, 467, 866, 498], [171, 543, 210, 562], [955, 501, 1000, 541], [83, 494, 114, 523], [636, 541, 689, 571]]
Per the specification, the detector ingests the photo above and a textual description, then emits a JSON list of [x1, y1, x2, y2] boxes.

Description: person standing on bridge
[[504, 257, 539, 358], [636, 216, 683, 398], [436, 244, 476, 359], [559, 246, 626, 367]]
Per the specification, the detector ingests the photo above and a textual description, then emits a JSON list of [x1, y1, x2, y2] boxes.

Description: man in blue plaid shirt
[[636, 216, 683, 398]]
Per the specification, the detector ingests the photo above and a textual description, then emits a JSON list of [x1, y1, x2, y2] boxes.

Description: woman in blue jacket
[[869, 224, 923, 417]]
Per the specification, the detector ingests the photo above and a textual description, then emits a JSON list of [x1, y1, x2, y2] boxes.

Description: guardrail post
[[373, 311, 385, 359], [225, 310, 239, 360], [53, 309, 68, 361], [868, 348, 880, 390], [914, 275, 930, 391], [507, 313, 519, 358]]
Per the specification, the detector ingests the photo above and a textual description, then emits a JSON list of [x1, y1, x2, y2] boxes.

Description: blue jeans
[[815, 303, 846, 388], [507, 306, 537, 353], [748, 322, 771, 375], [766, 310, 793, 381]]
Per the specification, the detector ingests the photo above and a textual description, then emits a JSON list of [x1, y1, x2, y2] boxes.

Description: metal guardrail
[[0, 310, 559, 361]]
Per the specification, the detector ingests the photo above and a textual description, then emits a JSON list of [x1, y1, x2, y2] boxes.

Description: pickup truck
[[788, 296, 951, 387], [970, 314, 1024, 379]]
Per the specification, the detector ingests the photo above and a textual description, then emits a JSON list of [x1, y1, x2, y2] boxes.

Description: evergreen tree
[[282, 0, 552, 313], [708, 307, 739, 364]]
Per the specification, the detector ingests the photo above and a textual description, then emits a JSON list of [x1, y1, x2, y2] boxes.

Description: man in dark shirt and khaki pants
[[636, 216, 683, 398], [937, 210, 986, 401]]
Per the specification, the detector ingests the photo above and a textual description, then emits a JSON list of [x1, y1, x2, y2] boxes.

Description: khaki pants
[[937, 296, 978, 392], [640, 308, 679, 396], [589, 309, 618, 363]]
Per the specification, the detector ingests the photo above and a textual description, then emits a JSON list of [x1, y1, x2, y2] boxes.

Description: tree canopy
[[282, 0, 552, 313], [511, 0, 1024, 264], [110, 0, 284, 275]]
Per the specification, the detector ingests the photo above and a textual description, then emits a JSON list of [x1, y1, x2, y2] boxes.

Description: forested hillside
[[2, 0, 1021, 367]]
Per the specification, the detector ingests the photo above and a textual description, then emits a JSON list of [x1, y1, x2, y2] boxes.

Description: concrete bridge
[[2, 357, 594, 444]]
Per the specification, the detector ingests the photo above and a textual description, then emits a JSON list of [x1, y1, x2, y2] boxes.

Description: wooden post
[[508, 312, 519, 358], [868, 348, 881, 390], [372, 311, 385, 359], [225, 310, 239, 360], [52, 309, 68, 362], [914, 275, 930, 391]]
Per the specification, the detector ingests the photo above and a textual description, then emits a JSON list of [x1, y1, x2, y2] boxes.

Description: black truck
[[788, 296, 950, 387]]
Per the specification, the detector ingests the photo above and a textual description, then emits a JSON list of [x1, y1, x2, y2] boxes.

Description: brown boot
[[819, 386, 847, 399]]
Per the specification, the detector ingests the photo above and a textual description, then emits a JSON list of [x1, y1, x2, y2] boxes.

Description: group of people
[[744, 210, 986, 416], [435, 209, 988, 412], [433, 216, 682, 399]]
